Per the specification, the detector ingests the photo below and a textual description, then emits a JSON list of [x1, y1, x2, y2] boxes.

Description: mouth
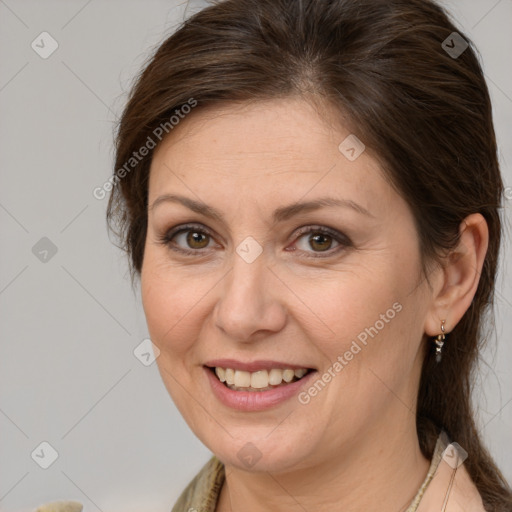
[[205, 365, 314, 392]]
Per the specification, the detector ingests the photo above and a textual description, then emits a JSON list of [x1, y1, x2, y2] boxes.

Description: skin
[[141, 97, 488, 511]]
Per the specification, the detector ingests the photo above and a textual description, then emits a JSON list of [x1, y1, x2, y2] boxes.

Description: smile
[[204, 359, 317, 411], [213, 367, 310, 391]]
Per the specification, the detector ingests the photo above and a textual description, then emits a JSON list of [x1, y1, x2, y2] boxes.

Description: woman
[[106, 0, 512, 510]]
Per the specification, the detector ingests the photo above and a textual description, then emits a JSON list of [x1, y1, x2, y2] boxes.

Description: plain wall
[[0, 1, 510, 511]]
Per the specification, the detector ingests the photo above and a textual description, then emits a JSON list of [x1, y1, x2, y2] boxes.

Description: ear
[[424, 213, 489, 337]]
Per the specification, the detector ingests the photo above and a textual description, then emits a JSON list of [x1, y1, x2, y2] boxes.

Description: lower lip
[[205, 367, 316, 412]]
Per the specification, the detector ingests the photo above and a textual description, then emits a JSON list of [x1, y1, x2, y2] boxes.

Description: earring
[[434, 320, 446, 363]]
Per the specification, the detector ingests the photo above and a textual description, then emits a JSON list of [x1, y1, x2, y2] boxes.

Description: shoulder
[[416, 454, 486, 512], [171, 455, 225, 512], [444, 464, 487, 512]]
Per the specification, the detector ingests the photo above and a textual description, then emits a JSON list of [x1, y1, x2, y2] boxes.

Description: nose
[[213, 249, 287, 343]]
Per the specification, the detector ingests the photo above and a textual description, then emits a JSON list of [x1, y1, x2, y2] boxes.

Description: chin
[[197, 425, 320, 474]]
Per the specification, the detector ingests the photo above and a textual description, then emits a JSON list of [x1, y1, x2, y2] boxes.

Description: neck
[[217, 410, 430, 512]]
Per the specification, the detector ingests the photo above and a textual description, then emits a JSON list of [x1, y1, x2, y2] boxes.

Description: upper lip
[[204, 359, 315, 372]]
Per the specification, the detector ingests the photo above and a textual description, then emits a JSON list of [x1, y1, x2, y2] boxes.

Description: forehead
[[147, 98, 395, 216]]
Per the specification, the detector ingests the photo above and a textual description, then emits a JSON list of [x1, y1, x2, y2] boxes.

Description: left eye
[[290, 227, 348, 257]]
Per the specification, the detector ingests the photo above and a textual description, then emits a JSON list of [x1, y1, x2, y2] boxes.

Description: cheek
[[297, 268, 405, 350], [141, 256, 202, 357], [140, 258, 210, 419], [299, 274, 424, 433], [300, 252, 424, 385]]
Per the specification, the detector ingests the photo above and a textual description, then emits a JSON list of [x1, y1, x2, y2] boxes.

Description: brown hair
[[107, 0, 511, 509]]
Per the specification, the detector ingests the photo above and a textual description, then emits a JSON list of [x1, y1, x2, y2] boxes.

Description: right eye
[[159, 224, 218, 256]]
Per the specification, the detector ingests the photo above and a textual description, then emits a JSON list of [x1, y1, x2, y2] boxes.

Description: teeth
[[294, 368, 307, 378], [213, 366, 309, 390], [251, 370, 269, 389], [215, 367, 226, 382], [268, 368, 283, 385], [282, 369, 295, 383], [225, 368, 235, 385], [234, 370, 251, 387]]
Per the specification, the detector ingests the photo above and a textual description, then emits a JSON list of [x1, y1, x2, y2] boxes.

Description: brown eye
[[160, 224, 216, 255], [307, 232, 334, 252], [292, 226, 351, 258], [184, 230, 210, 249]]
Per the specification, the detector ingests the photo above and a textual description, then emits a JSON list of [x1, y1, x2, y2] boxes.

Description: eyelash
[[158, 223, 351, 259]]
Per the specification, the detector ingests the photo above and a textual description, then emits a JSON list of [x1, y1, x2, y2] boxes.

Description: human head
[[107, 0, 510, 507]]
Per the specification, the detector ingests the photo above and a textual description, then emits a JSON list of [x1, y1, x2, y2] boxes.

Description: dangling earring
[[434, 320, 446, 363]]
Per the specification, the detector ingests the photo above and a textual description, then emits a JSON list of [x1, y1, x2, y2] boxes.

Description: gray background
[[0, 1, 510, 511]]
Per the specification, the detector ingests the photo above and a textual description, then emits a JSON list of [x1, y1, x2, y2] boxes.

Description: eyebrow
[[149, 194, 374, 223]]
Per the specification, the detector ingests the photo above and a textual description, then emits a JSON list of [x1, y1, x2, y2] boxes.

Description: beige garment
[[171, 434, 462, 512], [35, 502, 83, 512]]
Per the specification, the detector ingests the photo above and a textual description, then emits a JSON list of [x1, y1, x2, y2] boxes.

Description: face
[[141, 97, 432, 473]]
